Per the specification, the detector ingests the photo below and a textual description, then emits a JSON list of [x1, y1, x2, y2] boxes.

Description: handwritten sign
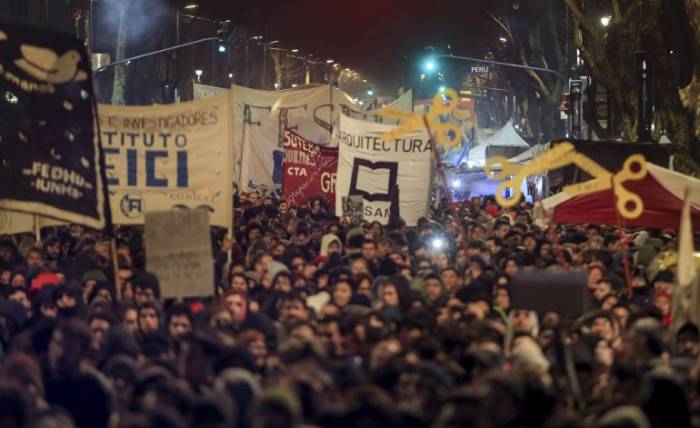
[[145, 210, 213, 298]]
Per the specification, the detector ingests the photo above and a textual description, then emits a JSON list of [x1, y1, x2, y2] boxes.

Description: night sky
[[199, 0, 509, 93]]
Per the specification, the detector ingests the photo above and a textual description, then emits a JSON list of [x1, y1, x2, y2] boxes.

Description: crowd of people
[[0, 190, 696, 428]]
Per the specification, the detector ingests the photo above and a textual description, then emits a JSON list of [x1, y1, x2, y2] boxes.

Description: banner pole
[[328, 84, 333, 141], [111, 237, 122, 301], [33, 215, 40, 243]]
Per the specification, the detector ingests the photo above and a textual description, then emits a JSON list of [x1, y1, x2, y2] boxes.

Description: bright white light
[[439, 86, 446, 92], [195, 69, 203, 77], [4, 92, 18, 104], [451, 179, 461, 188], [184, 3, 198, 9], [431, 237, 445, 250], [291, 49, 299, 53], [326, 59, 334, 64], [425, 61, 435, 71], [367, 90, 374, 96], [268, 40, 279, 44], [228, 73, 233, 78], [218, 44, 226, 53], [292, 83, 298, 87], [499, 36, 507, 42], [600, 16, 611, 26], [359, 101, 364, 105], [274, 83, 280, 89], [362, 79, 368, 83]]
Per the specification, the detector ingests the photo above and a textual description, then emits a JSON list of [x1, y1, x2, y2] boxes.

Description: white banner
[[193, 83, 228, 100], [98, 93, 233, 228], [232, 84, 358, 192], [336, 114, 432, 226]]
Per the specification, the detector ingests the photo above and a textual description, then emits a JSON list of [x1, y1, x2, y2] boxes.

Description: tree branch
[[611, 0, 622, 22], [562, 0, 598, 37], [489, 13, 514, 41]]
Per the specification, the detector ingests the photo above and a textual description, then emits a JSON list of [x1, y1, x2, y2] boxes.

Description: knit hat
[[31, 272, 60, 293], [267, 261, 289, 283], [80, 269, 108, 284]]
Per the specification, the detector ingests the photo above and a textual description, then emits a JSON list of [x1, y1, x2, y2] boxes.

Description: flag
[[672, 188, 697, 329], [0, 22, 110, 230]]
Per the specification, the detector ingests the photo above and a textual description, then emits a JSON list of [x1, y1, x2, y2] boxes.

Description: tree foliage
[[563, 0, 700, 174]]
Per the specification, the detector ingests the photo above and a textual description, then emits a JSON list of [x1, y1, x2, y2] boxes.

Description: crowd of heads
[[0, 191, 697, 428]]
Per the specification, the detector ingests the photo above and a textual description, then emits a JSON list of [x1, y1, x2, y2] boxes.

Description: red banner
[[282, 129, 338, 207]]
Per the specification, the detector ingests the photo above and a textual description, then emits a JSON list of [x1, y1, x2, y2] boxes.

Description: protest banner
[[282, 129, 337, 207], [232, 84, 358, 193], [0, 23, 110, 229], [193, 83, 228, 100], [98, 92, 233, 228], [145, 210, 214, 299], [341, 195, 363, 224], [335, 114, 432, 226]]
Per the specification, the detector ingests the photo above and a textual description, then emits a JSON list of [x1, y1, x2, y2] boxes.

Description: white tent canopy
[[467, 120, 530, 166]]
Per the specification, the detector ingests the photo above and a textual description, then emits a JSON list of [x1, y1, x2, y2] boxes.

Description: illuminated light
[[359, 101, 364, 105], [600, 16, 611, 26], [367, 89, 374, 96], [425, 60, 435, 71], [228, 73, 233, 78], [326, 59, 334, 64], [274, 83, 280, 89], [195, 69, 203, 77], [362, 79, 367, 83], [439, 86, 446, 92], [431, 237, 445, 250], [4, 92, 18, 104], [184, 3, 198, 9], [218, 44, 226, 53], [291, 49, 299, 52], [498, 36, 507, 42], [451, 179, 461, 188], [291, 83, 298, 87], [268, 40, 279, 44]]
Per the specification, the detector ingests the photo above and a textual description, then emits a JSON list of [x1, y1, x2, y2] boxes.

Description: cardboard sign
[[145, 210, 213, 299], [510, 271, 591, 317], [342, 195, 363, 225]]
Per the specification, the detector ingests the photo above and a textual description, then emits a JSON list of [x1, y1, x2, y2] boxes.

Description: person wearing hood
[[316, 234, 343, 265], [422, 273, 448, 309], [54, 282, 86, 318]]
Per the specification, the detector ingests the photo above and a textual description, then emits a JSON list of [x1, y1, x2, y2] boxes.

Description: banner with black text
[[98, 93, 233, 228], [232, 84, 358, 193], [336, 114, 432, 226]]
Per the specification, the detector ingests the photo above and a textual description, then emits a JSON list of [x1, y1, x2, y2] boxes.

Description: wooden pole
[[110, 237, 122, 301]]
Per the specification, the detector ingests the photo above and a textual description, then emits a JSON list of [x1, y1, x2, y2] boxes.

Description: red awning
[[552, 165, 700, 230]]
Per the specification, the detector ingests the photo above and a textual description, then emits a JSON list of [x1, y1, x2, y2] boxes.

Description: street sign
[[468, 64, 493, 74]]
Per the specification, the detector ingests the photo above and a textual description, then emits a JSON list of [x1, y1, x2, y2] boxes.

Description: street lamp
[[326, 59, 334, 64], [291, 49, 299, 52], [367, 89, 374, 96], [184, 3, 198, 9], [600, 16, 611, 26], [195, 69, 203, 82]]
